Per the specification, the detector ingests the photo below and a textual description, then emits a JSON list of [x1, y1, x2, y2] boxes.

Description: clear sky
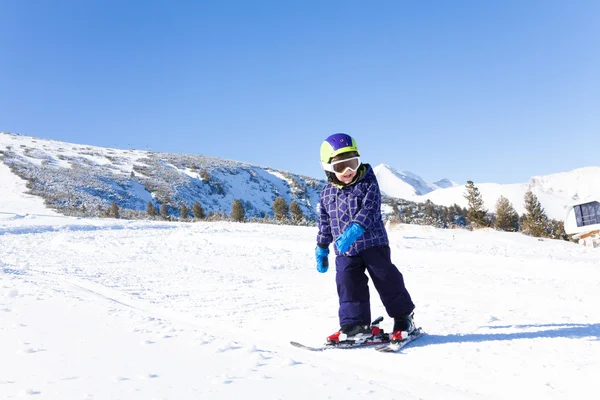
[[1, 0, 599, 185]]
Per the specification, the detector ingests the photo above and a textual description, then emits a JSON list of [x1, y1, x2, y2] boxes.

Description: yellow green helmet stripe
[[320, 133, 360, 163]]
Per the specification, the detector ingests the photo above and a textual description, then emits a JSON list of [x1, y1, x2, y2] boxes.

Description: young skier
[[315, 133, 416, 344]]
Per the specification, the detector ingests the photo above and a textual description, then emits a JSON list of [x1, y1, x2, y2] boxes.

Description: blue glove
[[335, 222, 365, 253], [315, 246, 329, 273]]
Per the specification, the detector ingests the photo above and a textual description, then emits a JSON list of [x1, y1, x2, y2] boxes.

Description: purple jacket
[[317, 164, 389, 256]]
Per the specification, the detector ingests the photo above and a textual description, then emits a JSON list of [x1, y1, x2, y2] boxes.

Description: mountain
[[2, 132, 598, 223], [0, 132, 323, 220], [419, 167, 600, 221], [432, 178, 456, 189], [371, 160, 600, 222], [372, 164, 456, 198]]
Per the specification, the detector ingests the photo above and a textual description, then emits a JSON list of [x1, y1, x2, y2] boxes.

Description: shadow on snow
[[413, 323, 600, 348]]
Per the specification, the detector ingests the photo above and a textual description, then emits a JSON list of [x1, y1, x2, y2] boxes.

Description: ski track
[[2, 220, 600, 399]]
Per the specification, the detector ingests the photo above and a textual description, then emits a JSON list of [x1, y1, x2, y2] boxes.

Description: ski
[[375, 328, 425, 353], [290, 337, 389, 352], [291, 316, 389, 351]]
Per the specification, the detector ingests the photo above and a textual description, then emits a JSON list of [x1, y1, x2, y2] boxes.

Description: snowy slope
[[2, 215, 600, 399], [0, 132, 323, 219], [0, 161, 58, 216]]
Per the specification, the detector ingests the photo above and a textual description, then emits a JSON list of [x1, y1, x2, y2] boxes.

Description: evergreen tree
[[160, 203, 169, 220], [192, 201, 205, 220], [147, 201, 155, 217], [289, 200, 304, 223], [494, 196, 519, 232], [392, 202, 400, 217], [404, 207, 412, 222], [180, 204, 189, 220], [199, 169, 210, 182], [230, 199, 245, 222], [546, 218, 568, 240], [464, 180, 488, 228], [522, 191, 547, 237], [109, 201, 120, 219], [273, 196, 289, 221]]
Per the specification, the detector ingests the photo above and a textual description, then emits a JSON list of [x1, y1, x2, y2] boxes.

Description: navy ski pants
[[335, 245, 415, 327]]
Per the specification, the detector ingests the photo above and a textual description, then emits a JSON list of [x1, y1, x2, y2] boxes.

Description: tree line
[[105, 196, 309, 225], [463, 180, 567, 240], [104, 181, 569, 241]]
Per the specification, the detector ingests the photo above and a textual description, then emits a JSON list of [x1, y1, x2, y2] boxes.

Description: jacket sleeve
[[353, 180, 381, 230], [316, 193, 333, 247]]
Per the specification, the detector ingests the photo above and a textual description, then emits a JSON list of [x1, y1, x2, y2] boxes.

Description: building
[[564, 199, 600, 248], [572, 230, 600, 248]]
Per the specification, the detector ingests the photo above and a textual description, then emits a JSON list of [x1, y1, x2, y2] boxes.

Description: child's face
[[331, 152, 359, 184], [335, 168, 357, 184]]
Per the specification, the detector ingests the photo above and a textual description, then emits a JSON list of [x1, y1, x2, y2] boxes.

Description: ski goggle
[[321, 156, 361, 174]]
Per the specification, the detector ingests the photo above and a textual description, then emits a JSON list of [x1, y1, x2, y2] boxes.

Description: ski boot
[[326, 316, 388, 345], [391, 312, 416, 343]]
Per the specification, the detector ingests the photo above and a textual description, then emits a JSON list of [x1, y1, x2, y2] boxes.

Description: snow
[[2, 163, 600, 399], [0, 161, 58, 216]]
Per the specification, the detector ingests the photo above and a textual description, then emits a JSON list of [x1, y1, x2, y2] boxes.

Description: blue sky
[[1, 0, 599, 185]]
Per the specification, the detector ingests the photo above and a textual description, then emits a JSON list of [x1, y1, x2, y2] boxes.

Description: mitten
[[335, 222, 365, 253], [315, 246, 329, 273]]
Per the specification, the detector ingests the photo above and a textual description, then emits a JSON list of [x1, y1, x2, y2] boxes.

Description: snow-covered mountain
[[372, 164, 457, 198], [0, 132, 323, 220], [2, 132, 598, 223], [372, 160, 600, 221], [417, 168, 600, 221]]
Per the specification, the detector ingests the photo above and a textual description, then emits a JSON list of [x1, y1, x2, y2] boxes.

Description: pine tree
[[546, 218, 568, 240], [109, 201, 120, 219], [147, 201, 155, 217], [160, 203, 169, 220], [494, 196, 519, 232], [464, 180, 487, 228], [273, 196, 289, 221], [192, 201, 205, 220], [404, 207, 412, 223], [392, 202, 400, 217], [180, 204, 189, 220], [199, 169, 210, 182], [522, 191, 547, 237], [289, 200, 304, 223], [230, 199, 245, 222]]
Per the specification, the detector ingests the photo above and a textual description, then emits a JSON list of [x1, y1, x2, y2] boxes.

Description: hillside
[[0, 132, 323, 220], [2, 132, 598, 223]]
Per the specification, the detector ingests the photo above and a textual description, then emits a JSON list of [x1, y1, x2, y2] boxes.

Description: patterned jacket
[[317, 164, 388, 256]]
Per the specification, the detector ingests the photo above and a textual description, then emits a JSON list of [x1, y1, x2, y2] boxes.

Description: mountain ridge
[[1, 132, 598, 222]]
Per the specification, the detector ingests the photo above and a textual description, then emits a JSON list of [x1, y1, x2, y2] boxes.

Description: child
[[315, 133, 416, 344]]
